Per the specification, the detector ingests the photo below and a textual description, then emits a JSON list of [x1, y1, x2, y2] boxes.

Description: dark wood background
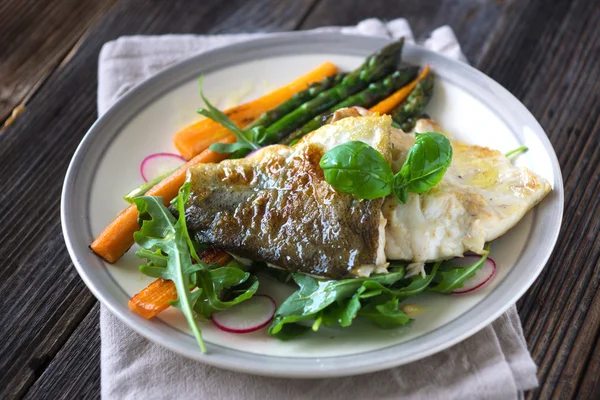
[[1, 0, 598, 398]]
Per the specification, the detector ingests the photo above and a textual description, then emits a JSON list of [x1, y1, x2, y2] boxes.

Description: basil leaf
[[319, 141, 394, 200], [393, 132, 452, 203]]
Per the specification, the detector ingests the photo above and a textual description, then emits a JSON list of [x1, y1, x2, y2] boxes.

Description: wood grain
[[299, 0, 510, 64], [24, 305, 101, 400], [0, 0, 118, 126], [1, 0, 598, 398], [0, 0, 317, 398]]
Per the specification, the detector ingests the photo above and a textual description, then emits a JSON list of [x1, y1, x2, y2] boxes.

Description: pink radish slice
[[140, 152, 185, 182], [245, 148, 262, 158], [451, 255, 497, 294], [212, 295, 276, 334]]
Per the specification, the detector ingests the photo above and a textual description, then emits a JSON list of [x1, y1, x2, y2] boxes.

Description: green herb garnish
[[392, 132, 453, 203], [133, 183, 206, 352], [133, 182, 259, 353], [196, 76, 274, 154], [267, 268, 409, 339], [319, 132, 452, 203], [505, 145, 528, 158], [430, 244, 491, 293]]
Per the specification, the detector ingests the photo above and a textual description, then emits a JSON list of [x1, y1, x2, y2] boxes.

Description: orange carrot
[[370, 65, 431, 114], [173, 62, 338, 160], [90, 136, 236, 263], [129, 279, 178, 319], [129, 249, 231, 319]]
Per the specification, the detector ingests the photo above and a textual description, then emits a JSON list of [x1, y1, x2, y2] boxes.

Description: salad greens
[[266, 253, 490, 340], [430, 244, 491, 293], [133, 182, 490, 349], [133, 183, 258, 353], [319, 132, 452, 203], [133, 184, 206, 351]]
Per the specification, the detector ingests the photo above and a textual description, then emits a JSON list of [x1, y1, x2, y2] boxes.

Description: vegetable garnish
[[266, 262, 462, 339], [430, 244, 494, 294], [319, 132, 452, 203], [124, 171, 171, 203], [173, 62, 339, 160], [133, 183, 206, 352], [212, 295, 276, 334], [197, 76, 271, 154], [129, 249, 232, 319], [505, 145, 528, 158], [392, 132, 453, 203], [448, 256, 496, 294], [140, 152, 184, 182], [133, 183, 259, 352], [319, 141, 394, 200]]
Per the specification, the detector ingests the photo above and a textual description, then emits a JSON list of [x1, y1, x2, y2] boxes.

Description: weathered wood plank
[[24, 305, 101, 400], [2, 0, 599, 398], [299, 0, 510, 64], [0, 0, 118, 127], [473, 1, 600, 399], [0, 0, 318, 398]]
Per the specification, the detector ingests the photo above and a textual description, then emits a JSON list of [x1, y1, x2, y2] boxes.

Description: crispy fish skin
[[185, 116, 392, 279]]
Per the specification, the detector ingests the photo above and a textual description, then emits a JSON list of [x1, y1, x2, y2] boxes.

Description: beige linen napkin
[[98, 19, 538, 399]]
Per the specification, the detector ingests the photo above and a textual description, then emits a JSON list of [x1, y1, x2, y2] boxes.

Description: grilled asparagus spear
[[263, 39, 405, 140], [282, 66, 419, 144], [391, 73, 435, 132], [247, 73, 346, 129]]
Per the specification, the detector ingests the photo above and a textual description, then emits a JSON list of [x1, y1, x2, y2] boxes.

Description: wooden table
[[1, 0, 598, 398]]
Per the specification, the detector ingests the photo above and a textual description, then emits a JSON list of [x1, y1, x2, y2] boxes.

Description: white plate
[[61, 32, 563, 377]]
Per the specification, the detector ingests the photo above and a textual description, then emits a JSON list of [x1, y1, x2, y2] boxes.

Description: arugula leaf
[[133, 184, 206, 353], [134, 183, 260, 352], [196, 76, 259, 152], [393, 262, 441, 300], [268, 270, 406, 336], [270, 323, 311, 341], [194, 270, 259, 318], [430, 244, 491, 293], [319, 141, 394, 199], [393, 132, 452, 203], [359, 298, 410, 328]]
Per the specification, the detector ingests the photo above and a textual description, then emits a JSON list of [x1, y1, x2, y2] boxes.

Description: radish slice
[[245, 148, 262, 158], [451, 255, 496, 294], [140, 153, 184, 182], [212, 295, 276, 334]]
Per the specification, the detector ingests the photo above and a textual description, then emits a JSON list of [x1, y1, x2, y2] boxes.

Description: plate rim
[[61, 31, 564, 378]]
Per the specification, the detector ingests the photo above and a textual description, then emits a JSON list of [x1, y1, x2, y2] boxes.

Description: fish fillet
[[384, 119, 552, 261], [184, 115, 392, 279]]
